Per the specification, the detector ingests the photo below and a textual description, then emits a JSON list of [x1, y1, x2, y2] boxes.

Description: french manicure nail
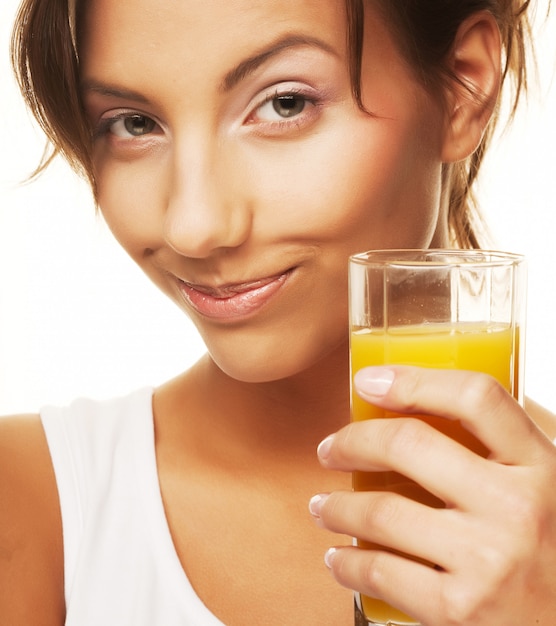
[[308, 493, 329, 518], [324, 547, 337, 569], [317, 434, 335, 460], [354, 367, 395, 397]]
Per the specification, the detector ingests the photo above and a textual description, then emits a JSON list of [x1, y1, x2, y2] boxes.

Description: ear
[[441, 11, 502, 163]]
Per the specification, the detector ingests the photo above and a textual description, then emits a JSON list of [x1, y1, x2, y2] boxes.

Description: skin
[[315, 367, 556, 625], [81, 0, 447, 386], [1, 1, 555, 625]]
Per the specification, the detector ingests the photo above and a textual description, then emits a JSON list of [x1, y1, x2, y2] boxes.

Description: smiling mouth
[[177, 269, 293, 320]]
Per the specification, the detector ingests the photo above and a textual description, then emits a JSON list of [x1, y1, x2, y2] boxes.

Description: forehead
[[80, 0, 349, 84]]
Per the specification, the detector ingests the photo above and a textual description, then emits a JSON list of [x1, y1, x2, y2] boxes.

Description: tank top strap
[[40, 387, 155, 602]]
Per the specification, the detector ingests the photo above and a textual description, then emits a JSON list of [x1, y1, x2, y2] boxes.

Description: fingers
[[309, 489, 465, 570], [312, 476, 556, 625], [352, 366, 551, 466], [319, 365, 551, 508], [323, 544, 443, 626], [319, 416, 495, 509], [311, 366, 556, 625]]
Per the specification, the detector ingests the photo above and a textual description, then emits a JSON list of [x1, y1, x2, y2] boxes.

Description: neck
[[159, 343, 351, 472], [209, 344, 350, 447]]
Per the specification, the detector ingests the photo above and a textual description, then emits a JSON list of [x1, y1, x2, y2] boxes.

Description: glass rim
[[349, 248, 524, 269]]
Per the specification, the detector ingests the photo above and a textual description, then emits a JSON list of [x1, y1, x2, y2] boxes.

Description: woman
[[1, 1, 555, 624]]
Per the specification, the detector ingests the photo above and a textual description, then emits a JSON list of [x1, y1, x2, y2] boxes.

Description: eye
[[109, 114, 158, 138], [93, 111, 161, 141], [262, 94, 307, 119], [253, 91, 314, 123]]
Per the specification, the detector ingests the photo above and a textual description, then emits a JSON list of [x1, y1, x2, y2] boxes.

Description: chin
[[207, 334, 347, 386], [211, 352, 303, 384]]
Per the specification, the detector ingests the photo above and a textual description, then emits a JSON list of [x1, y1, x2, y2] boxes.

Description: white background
[[1, 0, 555, 415]]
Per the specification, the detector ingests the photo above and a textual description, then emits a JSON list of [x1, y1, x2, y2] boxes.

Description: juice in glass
[[351, 322, 519, 625]]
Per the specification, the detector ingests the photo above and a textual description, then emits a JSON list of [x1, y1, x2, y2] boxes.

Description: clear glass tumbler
[[349, 249, 526, 626]]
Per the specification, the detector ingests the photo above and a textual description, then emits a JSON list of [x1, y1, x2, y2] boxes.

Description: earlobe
[[441, 11, 502, 163]]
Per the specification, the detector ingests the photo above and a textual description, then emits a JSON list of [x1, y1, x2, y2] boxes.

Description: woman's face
[[80, 0, 449, 382]]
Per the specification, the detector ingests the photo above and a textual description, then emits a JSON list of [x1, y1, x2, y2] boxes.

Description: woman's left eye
[[259, 94, 307, 119], [251, 91, 315, 125]]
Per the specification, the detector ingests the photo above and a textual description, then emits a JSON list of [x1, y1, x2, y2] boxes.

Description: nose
[[163, 136, 252, 258]]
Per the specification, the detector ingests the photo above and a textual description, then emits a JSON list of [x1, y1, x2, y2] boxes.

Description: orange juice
[[351, 323, 518, 625]]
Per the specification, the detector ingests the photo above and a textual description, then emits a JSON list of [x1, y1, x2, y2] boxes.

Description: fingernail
[[317, 434, 335, 460], [308, 493, 329, 519], [354, 367, 395, 397], [324, 547, 337, 569]]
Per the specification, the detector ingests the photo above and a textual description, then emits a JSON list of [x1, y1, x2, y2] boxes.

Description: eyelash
[[93, 112, 160, 140], [92, 87, 321, 143], [247, 88, 320, 130]]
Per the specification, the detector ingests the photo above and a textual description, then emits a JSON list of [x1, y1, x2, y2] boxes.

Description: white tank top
[[40, 388, 225, 626]]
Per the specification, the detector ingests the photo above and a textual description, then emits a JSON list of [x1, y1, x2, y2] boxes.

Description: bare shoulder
[[525, 397, 556, 442], [0, 415, 65, 625]]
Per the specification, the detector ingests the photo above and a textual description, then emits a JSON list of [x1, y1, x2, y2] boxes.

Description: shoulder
[[0, 415, 65, 625]]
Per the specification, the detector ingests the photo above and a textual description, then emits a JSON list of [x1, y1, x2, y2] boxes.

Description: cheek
[[246, 111, 443, 252], [94, 158, 165, 262]]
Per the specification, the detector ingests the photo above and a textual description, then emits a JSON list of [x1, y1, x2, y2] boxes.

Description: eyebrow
[[80, 81, 151, 104], [221, 34, 338, 92], [80, 34, 338, 101]]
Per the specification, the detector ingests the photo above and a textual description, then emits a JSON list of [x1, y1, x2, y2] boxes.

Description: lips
[[177, 270, 292, 320]]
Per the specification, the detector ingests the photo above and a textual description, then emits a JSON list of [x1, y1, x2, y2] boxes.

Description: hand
[[310, 366, 556, 625]]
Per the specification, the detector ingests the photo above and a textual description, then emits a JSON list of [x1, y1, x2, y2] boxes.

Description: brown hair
[[345, 0, 535, 248], [11, 0, 92, 182], [12, 0, 536, 247]]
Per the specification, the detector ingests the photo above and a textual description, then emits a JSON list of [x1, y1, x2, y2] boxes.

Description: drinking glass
[[349, 249, 526, 626]]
